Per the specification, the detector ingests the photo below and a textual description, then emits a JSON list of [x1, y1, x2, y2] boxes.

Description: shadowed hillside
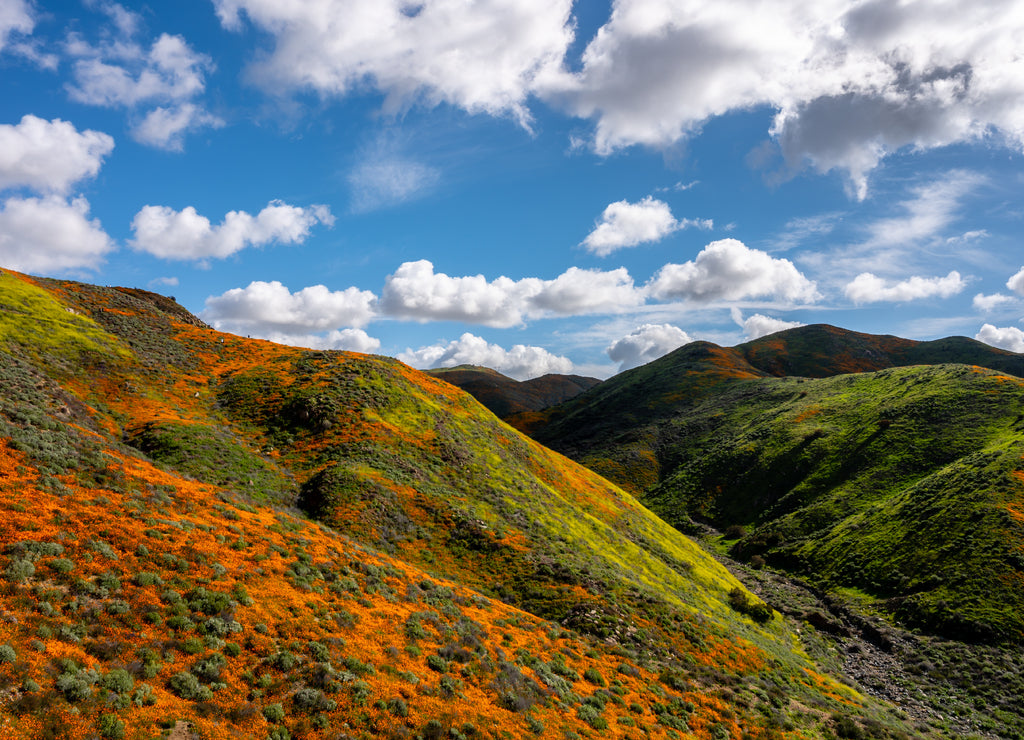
[[0, 271, 930, 739], [426, 366, 600, 418]]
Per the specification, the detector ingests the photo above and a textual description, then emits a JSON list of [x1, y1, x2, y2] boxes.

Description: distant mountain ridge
[[515, 324, 1024, 491], [426, 365, 600, 418]]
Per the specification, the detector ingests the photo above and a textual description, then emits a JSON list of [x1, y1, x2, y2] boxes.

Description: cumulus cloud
[[731, 308, 804, 341], [607, 323, 692, 372], [398, 332, 573, 381], [844, 270, 965, 304], [531, 266, 644, 315], [1007, 267, 1024, 296], [380, 260, 644, 327], [581, 196, 710, 256], [130, 201, 333, 261], [973, 293, 1015, 312], [202, 281, 378, 339], [0, 0, 33, 55], [214, 0, 574, 126], [66, 11, 221, 149], [260, 328, 381, 353], [544, 0, 1024, 197], [0, 196, 114, 273], [976, 324, 1024, 353], [0, 115, 114, 194], [647, 238, 819, 303]]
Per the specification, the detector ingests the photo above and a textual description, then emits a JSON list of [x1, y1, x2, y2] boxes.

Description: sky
[[1, 0, 1024, 380]]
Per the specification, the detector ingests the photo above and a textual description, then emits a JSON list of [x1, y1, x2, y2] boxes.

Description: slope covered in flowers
[[0, 271, 928, 739]]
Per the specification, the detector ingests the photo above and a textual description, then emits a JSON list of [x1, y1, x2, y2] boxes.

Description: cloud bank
[[398, 333, 573, 381], [844, 271, 965, 304]]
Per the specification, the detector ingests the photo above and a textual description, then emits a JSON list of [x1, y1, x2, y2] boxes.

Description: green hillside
[[0, 271, 928, 739], [644, 364, 1024, 642]]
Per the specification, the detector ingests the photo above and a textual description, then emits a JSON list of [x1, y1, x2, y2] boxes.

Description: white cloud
[[531, 266, 644, 315], [202, 281, 378, 339], [261, 327, 381, 353], [0, 115, 115, 194], [861, 172, 987, 248], [607, 323, 692, 372], [380, 260, 644, 327], [543, 0, 1024, 197], [976, 324, 1024, 353], [581, 196, 710, 256], [66, 16, 221, 149], [130, 201, 333, 261], [1007, 267, 1024, 296], [946, 229, 989, 245], [0, 0, 33, 55], [973, 293, 1015, 312], [844, 270, 965, 304], [148, 276, 179, 289], [215, 0, 574, 126], [647, 238, 820, 303], [380, 260, 539, 327], [132, 103, 224, 151], [0, 195, 114, 273], [398, 332, 573, 381], [731, 308, 804, 340]]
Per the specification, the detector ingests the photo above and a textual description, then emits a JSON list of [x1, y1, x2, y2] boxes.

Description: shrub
[[350, 681, 372, 705], [135, 572, 163, 587], [191, 653, 226, 682], [101, 669, 135, 694], [4, 558, 34, 583], [583, 667, 606, 686], [48, 558, 75, 575], [56, 668, 99, 703], [105, 600, 130, 615], [268, 651, 297, 671], [577, 704, 607, 730], [726, 588, 773, 624], [263, 702, 286, 723], [426, 654, 449, 673], [132, 683, 156, 706], [98, 714, 125, 739], [168, 671, 213, 701], [0, 644, 16, 663], [307, 641, 330, 662]]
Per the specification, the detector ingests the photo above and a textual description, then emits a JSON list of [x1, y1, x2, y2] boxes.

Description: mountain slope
[[644, 364, 1024, 642], [426, 366, 600, 418], [0, 270, 922, 739], [521, 324, 1024, 493]]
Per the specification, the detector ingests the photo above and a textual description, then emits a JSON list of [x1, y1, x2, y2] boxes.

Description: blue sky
[[2, 0, 1024, 379]]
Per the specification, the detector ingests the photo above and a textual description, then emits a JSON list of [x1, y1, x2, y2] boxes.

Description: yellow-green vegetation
[[0, 271, 131, 364], [0, 272, 935, 739]]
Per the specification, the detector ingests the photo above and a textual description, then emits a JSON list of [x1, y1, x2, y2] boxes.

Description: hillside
[[512, 325, 1024, 737], [521, 324, 1024, 492], [426, 366, 600, 418], [0, 270, 928, 739]]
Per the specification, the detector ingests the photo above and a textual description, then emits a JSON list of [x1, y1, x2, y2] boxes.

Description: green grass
[[642, 365, 1024, 641]]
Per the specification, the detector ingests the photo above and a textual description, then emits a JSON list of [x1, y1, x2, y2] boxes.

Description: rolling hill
[[0, 271, 927, 739], [425, 366, 600, 418], [513, 324, 1024, 738]]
